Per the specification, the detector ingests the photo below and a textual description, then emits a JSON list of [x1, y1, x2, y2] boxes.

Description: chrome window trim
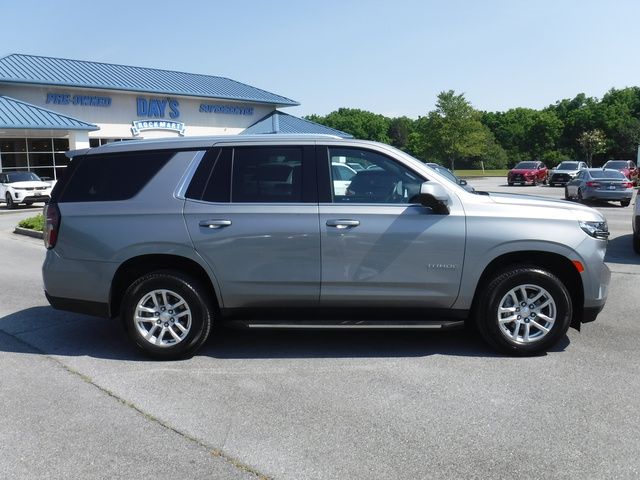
[[174, 150, 206, 200]]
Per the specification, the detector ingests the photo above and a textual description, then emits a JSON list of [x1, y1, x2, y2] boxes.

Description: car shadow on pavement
[[605, 234, 640, 265], [0, 306, 570, 361]]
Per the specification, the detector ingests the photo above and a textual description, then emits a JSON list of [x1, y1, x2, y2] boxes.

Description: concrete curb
[[13, 227, 43, 240]]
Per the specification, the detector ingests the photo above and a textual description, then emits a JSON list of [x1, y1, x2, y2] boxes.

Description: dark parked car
[[565, 168, 634, 206], [602, 160, 638, 185], [548, 161, 587, 186], [507, 161, 548, 186]]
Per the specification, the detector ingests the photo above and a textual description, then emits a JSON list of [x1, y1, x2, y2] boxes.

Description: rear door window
[[231, 147, 304, 203]]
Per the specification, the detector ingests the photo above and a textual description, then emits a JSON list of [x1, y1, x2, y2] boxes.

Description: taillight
[[586, 181, 600, 187], [623, 182, 634, 188], [43, 203, 60, 249]]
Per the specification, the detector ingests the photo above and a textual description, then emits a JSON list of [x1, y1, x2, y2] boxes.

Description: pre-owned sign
[[46, 93, 112, 107]]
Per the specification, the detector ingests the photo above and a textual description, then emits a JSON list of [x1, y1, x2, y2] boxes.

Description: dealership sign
[[131, 120, 185, 136], [46, 92, 112, 107]]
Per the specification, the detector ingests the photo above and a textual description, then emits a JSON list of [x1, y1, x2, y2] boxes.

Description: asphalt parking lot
[[1, 179, 639, 480]]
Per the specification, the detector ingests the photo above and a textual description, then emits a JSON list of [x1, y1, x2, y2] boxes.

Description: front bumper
[[15, 194, 50, 203], [508, 176, 536, 184], [549, 174, 572, 185]]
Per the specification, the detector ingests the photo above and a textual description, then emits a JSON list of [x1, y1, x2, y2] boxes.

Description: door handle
[[326, 219, 360, 229], [199, 219, 232, 229]]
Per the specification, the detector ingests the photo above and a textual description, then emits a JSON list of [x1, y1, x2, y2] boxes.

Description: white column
[[68, 131, 90, 150]]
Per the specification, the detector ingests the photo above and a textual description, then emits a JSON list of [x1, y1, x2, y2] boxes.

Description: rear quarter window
[[58, 151, 173, 202]]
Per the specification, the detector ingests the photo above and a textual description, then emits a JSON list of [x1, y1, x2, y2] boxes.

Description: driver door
[[317, 146, 466, 309]]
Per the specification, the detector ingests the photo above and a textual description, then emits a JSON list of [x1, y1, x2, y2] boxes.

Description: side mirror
[[458, 179, 468, 186], [413, 182, 450, 214]]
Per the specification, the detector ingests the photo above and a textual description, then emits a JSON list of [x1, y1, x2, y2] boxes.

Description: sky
[[1, 0, 639, 119]]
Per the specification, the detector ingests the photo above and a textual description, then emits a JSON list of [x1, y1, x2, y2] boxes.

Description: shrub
[[18, 214, 44, 232]]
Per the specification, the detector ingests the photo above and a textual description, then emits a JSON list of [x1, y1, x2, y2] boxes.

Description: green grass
[[453, 169, 509, 177], [18, 214, 44, 232]]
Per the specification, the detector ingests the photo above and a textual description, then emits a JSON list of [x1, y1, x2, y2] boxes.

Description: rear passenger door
[[183, 145, 321, 309]]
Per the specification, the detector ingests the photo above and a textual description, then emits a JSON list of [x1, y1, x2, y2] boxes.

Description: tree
[[482, 108, 563, 166], [305, 108, 391, 143], [577, 129, 607, 167], [388, 116, 415, 152], [418, 90, 490, 170]]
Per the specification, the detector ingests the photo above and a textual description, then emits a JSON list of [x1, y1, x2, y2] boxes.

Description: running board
[[234, 320, 465, 330]]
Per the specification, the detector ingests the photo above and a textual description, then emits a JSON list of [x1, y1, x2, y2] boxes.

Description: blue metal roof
[[241, 111, 353, 137], [0, 54, 299, 107], [0, 95, 98, 131]]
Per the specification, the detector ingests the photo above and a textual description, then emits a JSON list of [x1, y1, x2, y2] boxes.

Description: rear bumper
[[45, 291, 110, 318], [582, 305, 604, 323], [584, 189, 633, 201]]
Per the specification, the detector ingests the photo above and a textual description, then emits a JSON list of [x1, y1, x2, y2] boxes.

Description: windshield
[[6, 172, 41, 182], [557, 162, 579, 170], [589, 169, 626, 179], [382, 145, 469, 193], [514, 162, 538, 169], [430, 165, 459, 184], [604, 160, 629, 169]]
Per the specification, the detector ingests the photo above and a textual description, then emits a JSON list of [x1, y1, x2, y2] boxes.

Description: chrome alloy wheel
[[134, 289, 192, 347], [497, 284, 556, 344]]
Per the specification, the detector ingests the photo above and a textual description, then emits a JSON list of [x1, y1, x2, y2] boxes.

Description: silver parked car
[[548, 161, 587, 186], [42, 135, 610, 359], [564, 168, 634, 206]]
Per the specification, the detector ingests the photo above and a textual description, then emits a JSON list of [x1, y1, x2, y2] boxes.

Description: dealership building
[[0, 53, 348, 180]]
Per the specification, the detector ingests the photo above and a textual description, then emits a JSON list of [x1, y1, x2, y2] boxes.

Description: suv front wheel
[[476, 266, 572, 355], [122, 270, 213, 359]]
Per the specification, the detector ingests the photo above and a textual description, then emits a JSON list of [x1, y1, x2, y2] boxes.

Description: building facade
[[0, 54, 348, 180]]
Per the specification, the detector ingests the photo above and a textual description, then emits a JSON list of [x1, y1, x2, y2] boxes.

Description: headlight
[[579, 221, 609, 239]]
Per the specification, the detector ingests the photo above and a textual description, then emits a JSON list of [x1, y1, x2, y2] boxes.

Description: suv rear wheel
[[476, 266, 572, 355], [122, 270, 213, 359]]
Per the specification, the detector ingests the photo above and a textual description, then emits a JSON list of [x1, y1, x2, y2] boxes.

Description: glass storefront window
[[31, 167, 55, 180], [27, 138, 53, 152], [0, 153, 28, 168], [53, 139, 69, 151], [30, 152, 54, 167], [55, 167, 69, 181], [54, 153, 70, 167], [0, 138, 27, 152]]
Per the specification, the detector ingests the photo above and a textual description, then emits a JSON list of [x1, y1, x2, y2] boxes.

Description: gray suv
[[42, 135, 611, 359]]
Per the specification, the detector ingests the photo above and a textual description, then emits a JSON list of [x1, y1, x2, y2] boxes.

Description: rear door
[[183, 145, 321, 309], [317, 145, 466, 309]]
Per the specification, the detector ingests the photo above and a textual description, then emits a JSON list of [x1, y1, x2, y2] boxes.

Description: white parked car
[[548, 161, 588, 186], [0, 171, 52, 209], [331, 162, 357, 196]]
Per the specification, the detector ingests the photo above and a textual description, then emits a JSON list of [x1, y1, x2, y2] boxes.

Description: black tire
[[122, 270, 214, 360], [543, 177, 548, 185], [5, 193, 15, 209], [475, 266, 572, 355], [25, 201, 33, 206], [577, 188, 583, 203], [621, 198, 631, 207], [564, 187, 571, 200], [508, 182, 514, 186], [633, 233, 640, 254]]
